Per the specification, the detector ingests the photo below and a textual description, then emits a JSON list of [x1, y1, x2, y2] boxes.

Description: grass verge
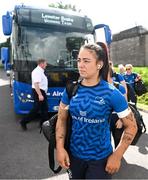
[[137, 103, 148, 112]]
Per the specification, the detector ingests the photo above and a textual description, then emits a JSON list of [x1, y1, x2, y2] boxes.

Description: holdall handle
[[43, 80, 80, 174], [140, 115, 146, 133], [48, 140, 62, 174]]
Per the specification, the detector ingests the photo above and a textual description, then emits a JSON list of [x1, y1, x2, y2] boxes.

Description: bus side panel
[[13, 81, 34, 114], [13, 81, 64, 114], [47, 87, 64, 112]]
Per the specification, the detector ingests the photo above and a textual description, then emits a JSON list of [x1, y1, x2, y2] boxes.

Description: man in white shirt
[[20, 59, 48, 130]]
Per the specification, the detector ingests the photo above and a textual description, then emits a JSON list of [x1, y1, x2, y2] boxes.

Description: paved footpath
[[45, 173, 68, 180]]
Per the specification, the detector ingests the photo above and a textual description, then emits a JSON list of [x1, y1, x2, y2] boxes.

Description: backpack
[[134, 80, 147, 96], [113, 82, 146, 145], [42, 80, 79, 174], [129, 103, 146, 145]]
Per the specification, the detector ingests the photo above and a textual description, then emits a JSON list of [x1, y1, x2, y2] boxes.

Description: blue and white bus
[[1, 5, 111, 114]]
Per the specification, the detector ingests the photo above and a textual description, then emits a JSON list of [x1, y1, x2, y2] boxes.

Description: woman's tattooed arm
[[121, 111, 137, 145], [113, 110, 137, 159], [56, 102, 69, 149]]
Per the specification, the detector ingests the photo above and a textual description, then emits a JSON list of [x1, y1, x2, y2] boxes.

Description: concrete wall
[[145, 34, 148, 66], [110, 26, 148, 66]]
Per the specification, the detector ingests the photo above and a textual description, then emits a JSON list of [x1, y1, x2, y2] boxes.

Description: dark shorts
[[67, 155, 112, 179]]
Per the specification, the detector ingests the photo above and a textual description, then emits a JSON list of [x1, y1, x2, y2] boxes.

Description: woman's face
[[126, 66, 132, 74], [77, 48, 100, 79]]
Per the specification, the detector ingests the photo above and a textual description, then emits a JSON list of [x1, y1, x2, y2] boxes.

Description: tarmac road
[[0, 69, 59, 179], [0, 68, 148, 179]]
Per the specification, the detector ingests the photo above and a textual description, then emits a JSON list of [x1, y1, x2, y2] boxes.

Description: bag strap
[[66, 79, 81, 99], [140, 115, 146, 133], [48, 138, 62, 173], [129, 104, 146, 133], [48, 80, 80, 174]]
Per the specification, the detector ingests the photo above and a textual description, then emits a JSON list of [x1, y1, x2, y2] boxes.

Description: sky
[[0, 0, 148, 43]]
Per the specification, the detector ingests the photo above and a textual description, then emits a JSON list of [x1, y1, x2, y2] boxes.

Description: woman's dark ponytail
[[97, 42, 109, 81]]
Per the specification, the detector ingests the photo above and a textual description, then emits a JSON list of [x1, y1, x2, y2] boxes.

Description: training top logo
[[80, 111, 87, 116], [94, 96, 105, 105]]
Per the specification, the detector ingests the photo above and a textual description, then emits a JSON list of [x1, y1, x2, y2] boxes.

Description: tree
[[48, 1, 81, 12]]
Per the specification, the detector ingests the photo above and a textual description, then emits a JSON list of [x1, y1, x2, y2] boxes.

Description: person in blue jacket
[[124, 64, 141, 90], [55, 43, 137, 179]]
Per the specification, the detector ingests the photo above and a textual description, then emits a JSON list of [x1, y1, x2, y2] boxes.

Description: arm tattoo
[[120, 111, 134, 123], [56, 106, 68, 142], [120, 111, 137, 145], [57, 134, 64, 139], [122, 132, 134, 145]]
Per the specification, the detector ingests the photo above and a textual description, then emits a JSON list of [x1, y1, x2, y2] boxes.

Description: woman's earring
[[97, 65, 101, 69]]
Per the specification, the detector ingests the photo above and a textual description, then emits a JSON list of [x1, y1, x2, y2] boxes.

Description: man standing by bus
[[20, 59, 49, 131]]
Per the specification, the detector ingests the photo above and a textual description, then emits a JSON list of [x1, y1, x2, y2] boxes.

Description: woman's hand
[[135, 74, 141, 82], [105, 152, 121, 174], [116, 119, 123, 129], [38, 94, 44, 101], [106, 111, 137, 174], [56, 148, 70, 169]]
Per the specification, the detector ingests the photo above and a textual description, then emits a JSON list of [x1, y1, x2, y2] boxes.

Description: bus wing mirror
[[2, 11, 12, 36], [93, 24, 112, 45]]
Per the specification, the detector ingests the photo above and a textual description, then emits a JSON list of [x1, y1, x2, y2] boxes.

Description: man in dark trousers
[[20, 59, 49, 130]]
